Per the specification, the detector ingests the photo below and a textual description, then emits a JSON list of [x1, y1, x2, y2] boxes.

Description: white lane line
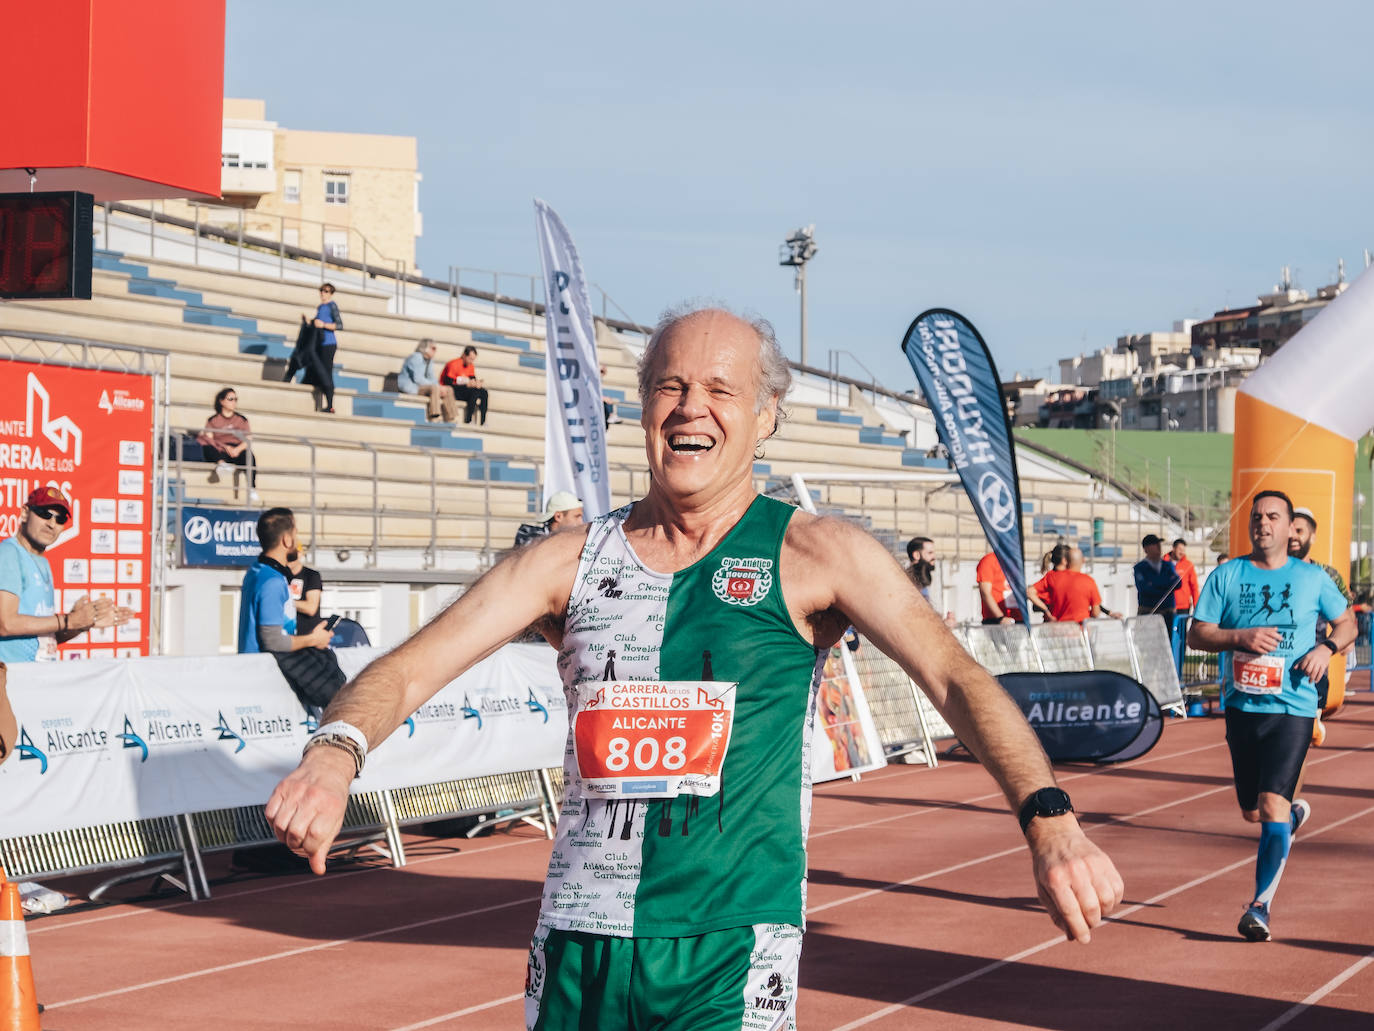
[[44, 895, 541, 1010], [28, 834, 546, 936], [808, 782, 1232, 916], [387, 993, 526, 1030], [34, 737, 1230, 936], [1256, 950, 1374, 1031], [810, 738, 1230, 840], [829, 802, 1374, 1030]]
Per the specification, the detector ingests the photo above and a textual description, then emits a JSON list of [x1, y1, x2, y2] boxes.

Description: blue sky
[[226, 1, 1374, 389]]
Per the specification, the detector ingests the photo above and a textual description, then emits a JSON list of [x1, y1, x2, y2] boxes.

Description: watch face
[[1034, 787, 1073, 815]]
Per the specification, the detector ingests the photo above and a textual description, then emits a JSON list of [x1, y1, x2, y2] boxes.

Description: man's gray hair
[[636, 302, 792, 429], [415, 338, 435, 354]]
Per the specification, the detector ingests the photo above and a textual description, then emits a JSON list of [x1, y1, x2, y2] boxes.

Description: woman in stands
[[440, 345, 490, 425], [196, 387, 260, 504], [309, 283, 342, 414]]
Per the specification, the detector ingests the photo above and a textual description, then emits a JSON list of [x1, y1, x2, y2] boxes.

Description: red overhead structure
[[0, 0, 225, 200]]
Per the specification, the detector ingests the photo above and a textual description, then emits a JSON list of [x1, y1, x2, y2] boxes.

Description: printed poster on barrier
[[572, 680, 736, 798], [812, 644, 887, 783], [0, 362, 153, 657], [0, 643, 568, 838]]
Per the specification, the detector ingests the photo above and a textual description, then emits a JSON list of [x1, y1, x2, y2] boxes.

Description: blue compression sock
[[1253, 821, 1292, 907]]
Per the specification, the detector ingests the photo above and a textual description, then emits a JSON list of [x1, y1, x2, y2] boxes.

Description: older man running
[[266, 304, 1123, 1030]]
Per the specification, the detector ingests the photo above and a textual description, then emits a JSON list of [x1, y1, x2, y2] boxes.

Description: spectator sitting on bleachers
[[196, 387, 260, 504], [440, 345, 490, 426], [398, 339, 459, 423]]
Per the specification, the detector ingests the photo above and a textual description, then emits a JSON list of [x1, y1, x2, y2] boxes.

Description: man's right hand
[[67, 595, 94, 630], [999, 616, 1015, 626], [265, 746, 354, 875], [304, 622, 334, 649], [1233, 626, 1282, 653]]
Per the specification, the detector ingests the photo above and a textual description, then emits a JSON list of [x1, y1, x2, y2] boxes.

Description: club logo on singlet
[[711, 557, 773, 607]]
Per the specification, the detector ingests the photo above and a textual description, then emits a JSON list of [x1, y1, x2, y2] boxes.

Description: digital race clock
[[0, 191, 94, 299]]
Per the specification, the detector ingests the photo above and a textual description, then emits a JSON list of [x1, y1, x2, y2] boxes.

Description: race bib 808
[[573, 680, 736, 799]]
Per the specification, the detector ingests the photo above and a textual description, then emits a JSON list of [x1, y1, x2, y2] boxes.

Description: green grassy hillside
[[1018, 429, 1373, 524]]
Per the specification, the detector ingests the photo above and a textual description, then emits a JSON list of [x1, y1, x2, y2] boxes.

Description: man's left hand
[[1295, 646, 1333, 683], [1027, 815, 1124, 943]]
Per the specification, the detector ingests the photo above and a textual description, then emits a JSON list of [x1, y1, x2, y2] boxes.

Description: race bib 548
[[1233, 652, 1284, 694]]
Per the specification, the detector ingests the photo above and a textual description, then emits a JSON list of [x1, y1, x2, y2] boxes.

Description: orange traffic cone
[[0, 867, 41, 1031]]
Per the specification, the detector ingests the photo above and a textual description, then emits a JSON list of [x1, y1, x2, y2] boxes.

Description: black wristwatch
[[1018, 787, 1074, 833], [1319, 638, 1339, 655]]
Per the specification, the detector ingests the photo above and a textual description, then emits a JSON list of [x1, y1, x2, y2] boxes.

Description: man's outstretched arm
[[265, 529, 584, 873], [787, 517, 1124, 943]]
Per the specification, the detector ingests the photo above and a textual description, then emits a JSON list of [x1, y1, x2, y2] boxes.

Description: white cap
[[543, 490, 582, 519], [1293, 506, 1317, 528]]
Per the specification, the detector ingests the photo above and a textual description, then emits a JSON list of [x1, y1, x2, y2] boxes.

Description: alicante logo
[[214, 712, 246, 753], [118, 717, 149, 762], [462, 693, 483, 730], [977, 471, 1017, 533], [711, 557, 773, 607], [526, 688, 549, 723], [17, 728, 48, 774]]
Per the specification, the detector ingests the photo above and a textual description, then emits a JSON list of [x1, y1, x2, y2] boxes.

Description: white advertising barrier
[[0, 644, 566, 839]]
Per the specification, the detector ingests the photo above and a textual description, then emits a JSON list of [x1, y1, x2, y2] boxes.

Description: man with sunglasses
[[0, 486, 131, 662]]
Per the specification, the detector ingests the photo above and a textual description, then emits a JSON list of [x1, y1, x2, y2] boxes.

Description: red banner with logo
[[0, 361, 154, 657]]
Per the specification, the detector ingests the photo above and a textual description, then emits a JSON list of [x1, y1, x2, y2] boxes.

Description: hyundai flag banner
[[180, 506, 260, 567], [901, 309, 1028, 622], [997, 671, 1163, 763], [534, 199, 611, 518]]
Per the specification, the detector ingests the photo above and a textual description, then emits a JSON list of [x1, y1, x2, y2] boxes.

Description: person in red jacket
[[1171, 539, 1200, 616]]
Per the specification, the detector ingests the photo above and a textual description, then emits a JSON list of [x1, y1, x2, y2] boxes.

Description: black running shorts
[[1224, 709, 1314, 811]]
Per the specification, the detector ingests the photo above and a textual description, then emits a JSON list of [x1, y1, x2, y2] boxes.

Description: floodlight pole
[[779, 225, 818, 367]]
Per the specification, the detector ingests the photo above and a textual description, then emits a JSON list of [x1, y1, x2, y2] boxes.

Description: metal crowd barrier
[[1350, 611, 1372, 674], [0, 768, 563, 903], [848, 645, 952, 767], [855, 616, 1188, 764]]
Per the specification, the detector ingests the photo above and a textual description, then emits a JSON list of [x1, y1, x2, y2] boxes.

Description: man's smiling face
[[641, 311, 777, 509]]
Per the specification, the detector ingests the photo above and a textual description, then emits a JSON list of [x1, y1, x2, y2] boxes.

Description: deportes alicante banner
[[997, 670, 1162, 763], [0, 643, 568, 838], [901, 310, 1028, 623], [0, 361, 154, 657], [534, 198, 611, 518]]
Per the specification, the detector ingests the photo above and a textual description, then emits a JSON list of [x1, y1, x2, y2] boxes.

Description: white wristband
[[312, 720, 369, 760]]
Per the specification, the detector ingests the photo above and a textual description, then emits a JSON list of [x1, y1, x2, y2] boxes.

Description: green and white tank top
[[541, 495, 825, 938]]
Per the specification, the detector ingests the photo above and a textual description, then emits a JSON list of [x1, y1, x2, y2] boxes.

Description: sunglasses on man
[[30, 506, 69, 526]]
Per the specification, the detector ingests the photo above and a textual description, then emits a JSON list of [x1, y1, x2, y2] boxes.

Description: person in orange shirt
[[1030, 546, 1120, 623], [439, 345, 490, 426], [975, 551, 1023, 625], [1171, 539, 1200, 616]]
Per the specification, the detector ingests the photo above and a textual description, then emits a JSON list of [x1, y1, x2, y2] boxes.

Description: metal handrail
[[98, 203, 931, 410], [827, 348, 881, 406], [102, 202, 650, 338]]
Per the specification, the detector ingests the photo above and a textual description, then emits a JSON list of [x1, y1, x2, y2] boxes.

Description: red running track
[[23, 684, 1374, 1030]]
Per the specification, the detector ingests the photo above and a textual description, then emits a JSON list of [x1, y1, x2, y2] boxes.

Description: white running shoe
[[248, 490, 261, 505], [18, 881, 69, 914]]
